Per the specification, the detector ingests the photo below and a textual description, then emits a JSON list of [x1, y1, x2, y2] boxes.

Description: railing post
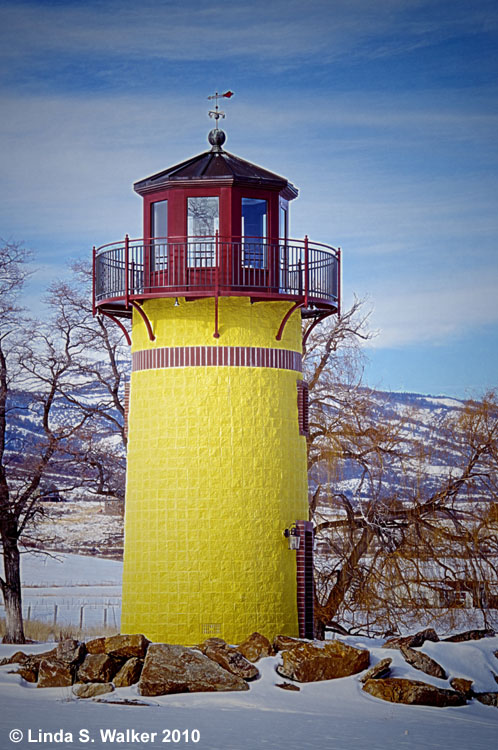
[[337, 246, 341, 318], [214, 230, 220, 338], [124, 234, 130, 309], [92, 246, 96, 316], [304, 235, 309, 308]]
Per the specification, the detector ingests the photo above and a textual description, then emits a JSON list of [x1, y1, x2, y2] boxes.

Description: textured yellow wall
[[122, 296, 308, 644]]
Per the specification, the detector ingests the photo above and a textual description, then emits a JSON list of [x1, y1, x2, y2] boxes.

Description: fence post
[[79, 606, 84, 631], [53, 604, 58, 629]]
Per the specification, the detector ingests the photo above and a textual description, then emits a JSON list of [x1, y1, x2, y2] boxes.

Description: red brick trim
[[297, 380, 309, 436], [296, 520, 314, 639], [123, 381, 130, 440], [132, 346, 302, 373]]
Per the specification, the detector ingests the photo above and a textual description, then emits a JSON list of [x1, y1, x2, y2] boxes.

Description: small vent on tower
[[201, 623, 222, 636], [123, 380, 130, 440], [297, 380, 309, 437]]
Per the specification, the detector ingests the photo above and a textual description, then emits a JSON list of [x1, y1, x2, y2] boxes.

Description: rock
[[400, 646, 447, 679], [37, 658, 74, 688], [494, 650, 498, 660], [77, 653, 122, 683], [362, 678, 466, 707], [138, 643, 249, 696], [86, 637, 106, 654], [113, 657, 143, 687], [275, 682, 300, 691], [383, 628, 439, 650], [0, 650, 30, 666], [450, 677, 474, 697], [237, 632, 273, 662], [443, 628, 495, 643], [73, 682, 115, 699], [203, 642, 259, 681], [197, 637, 227, 651], [359, 658, 392, 683], [273, 635, 303, 653], [474, 692, 498, 707], [2, 647, 56, 667], [105, 634, 149, 660], [15, 657, 41, 683], [55, 639, 86, 665], [277, 640, 370, 683]]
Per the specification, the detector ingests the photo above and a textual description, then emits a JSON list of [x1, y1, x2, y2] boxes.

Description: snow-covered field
[[1, 553, 497, 749], [0, 551, 122, 630]]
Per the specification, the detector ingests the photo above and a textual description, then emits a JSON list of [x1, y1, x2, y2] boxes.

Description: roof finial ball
[[207, 90, 233, 150], [208, 127, 226, 150]]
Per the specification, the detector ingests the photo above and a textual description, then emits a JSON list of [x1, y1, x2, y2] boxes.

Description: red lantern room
[[93, 108, 340, 342]]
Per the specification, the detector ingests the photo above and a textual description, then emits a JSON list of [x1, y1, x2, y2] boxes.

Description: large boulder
[[77, 654, 121, 684], [37, 658, 74, 688], [362, 678, 466, 707], [2, 647, 56, 667], [277, 640, 370, 683], [104, 634, 149, 660], [0, 650, 32, 666], [273, 635, 303, 653], [450, 677, 474, 697], [73, 682, 115, 699], [383, 629, 439, 650], [237, 632, 273, 662], [443, 629, 495, 643], [202, 642, 259, 681], [55, 639, 86, 665], [113, 658, 143, 687], [359, 658, 392, 683], [15, 657, 41, 683], [86, 637, 106, 655], [138, 643, 249, 696], [474, 691, 498, 707], [400, 645, 447, 679]]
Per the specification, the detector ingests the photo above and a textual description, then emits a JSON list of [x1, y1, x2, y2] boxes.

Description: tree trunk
[[0, 531, 25, 644], [314, 526, 374, 633]]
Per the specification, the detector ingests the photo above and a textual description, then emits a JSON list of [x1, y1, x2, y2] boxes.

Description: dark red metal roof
[[133, 145, 298, 199]]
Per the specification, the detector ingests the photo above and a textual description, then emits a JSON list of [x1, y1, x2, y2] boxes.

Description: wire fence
[[0, 602, 121, 630]]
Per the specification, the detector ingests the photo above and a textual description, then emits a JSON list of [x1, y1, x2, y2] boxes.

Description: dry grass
[[0, 618, 119, 643]]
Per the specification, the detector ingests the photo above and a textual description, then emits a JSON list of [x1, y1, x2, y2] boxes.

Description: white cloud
[[1, 0, 496, 69], [363, 267, 498, 348]]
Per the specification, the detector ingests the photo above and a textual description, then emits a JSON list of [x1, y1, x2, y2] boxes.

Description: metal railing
[[94, 234, 340, 311]]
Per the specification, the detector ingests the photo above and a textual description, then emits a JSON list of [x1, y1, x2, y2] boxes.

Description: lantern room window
[[279, 202, 288, 241], [187, 196, 219, 267], [242, 197, 267, 268], [151, 200, 168, 271]]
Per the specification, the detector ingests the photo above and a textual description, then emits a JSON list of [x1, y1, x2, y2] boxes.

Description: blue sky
[[1, 0, 497, 398]]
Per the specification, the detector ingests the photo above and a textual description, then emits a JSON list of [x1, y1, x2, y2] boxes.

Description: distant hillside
[[7, 383, 481, 557], [310, 389, 476, 509]]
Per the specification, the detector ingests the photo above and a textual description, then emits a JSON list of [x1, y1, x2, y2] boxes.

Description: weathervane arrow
[[208, 90, 234, 125]]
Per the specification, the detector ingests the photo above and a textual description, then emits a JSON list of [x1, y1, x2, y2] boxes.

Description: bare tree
[[0, 242, 99, 641], [304, 305, 498, 636], [0, 245, 129, 642]]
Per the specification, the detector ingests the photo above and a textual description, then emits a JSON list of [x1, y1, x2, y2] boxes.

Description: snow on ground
[[0, 551, 122, 629], [1, 638, 498, 750], [1, 553, 497, 749]]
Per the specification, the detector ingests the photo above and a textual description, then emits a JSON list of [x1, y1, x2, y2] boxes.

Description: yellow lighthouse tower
[[93, 98, 340, 645]]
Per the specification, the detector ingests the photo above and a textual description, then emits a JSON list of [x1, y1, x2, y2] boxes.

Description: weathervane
[[208, 90, 234, 127]]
